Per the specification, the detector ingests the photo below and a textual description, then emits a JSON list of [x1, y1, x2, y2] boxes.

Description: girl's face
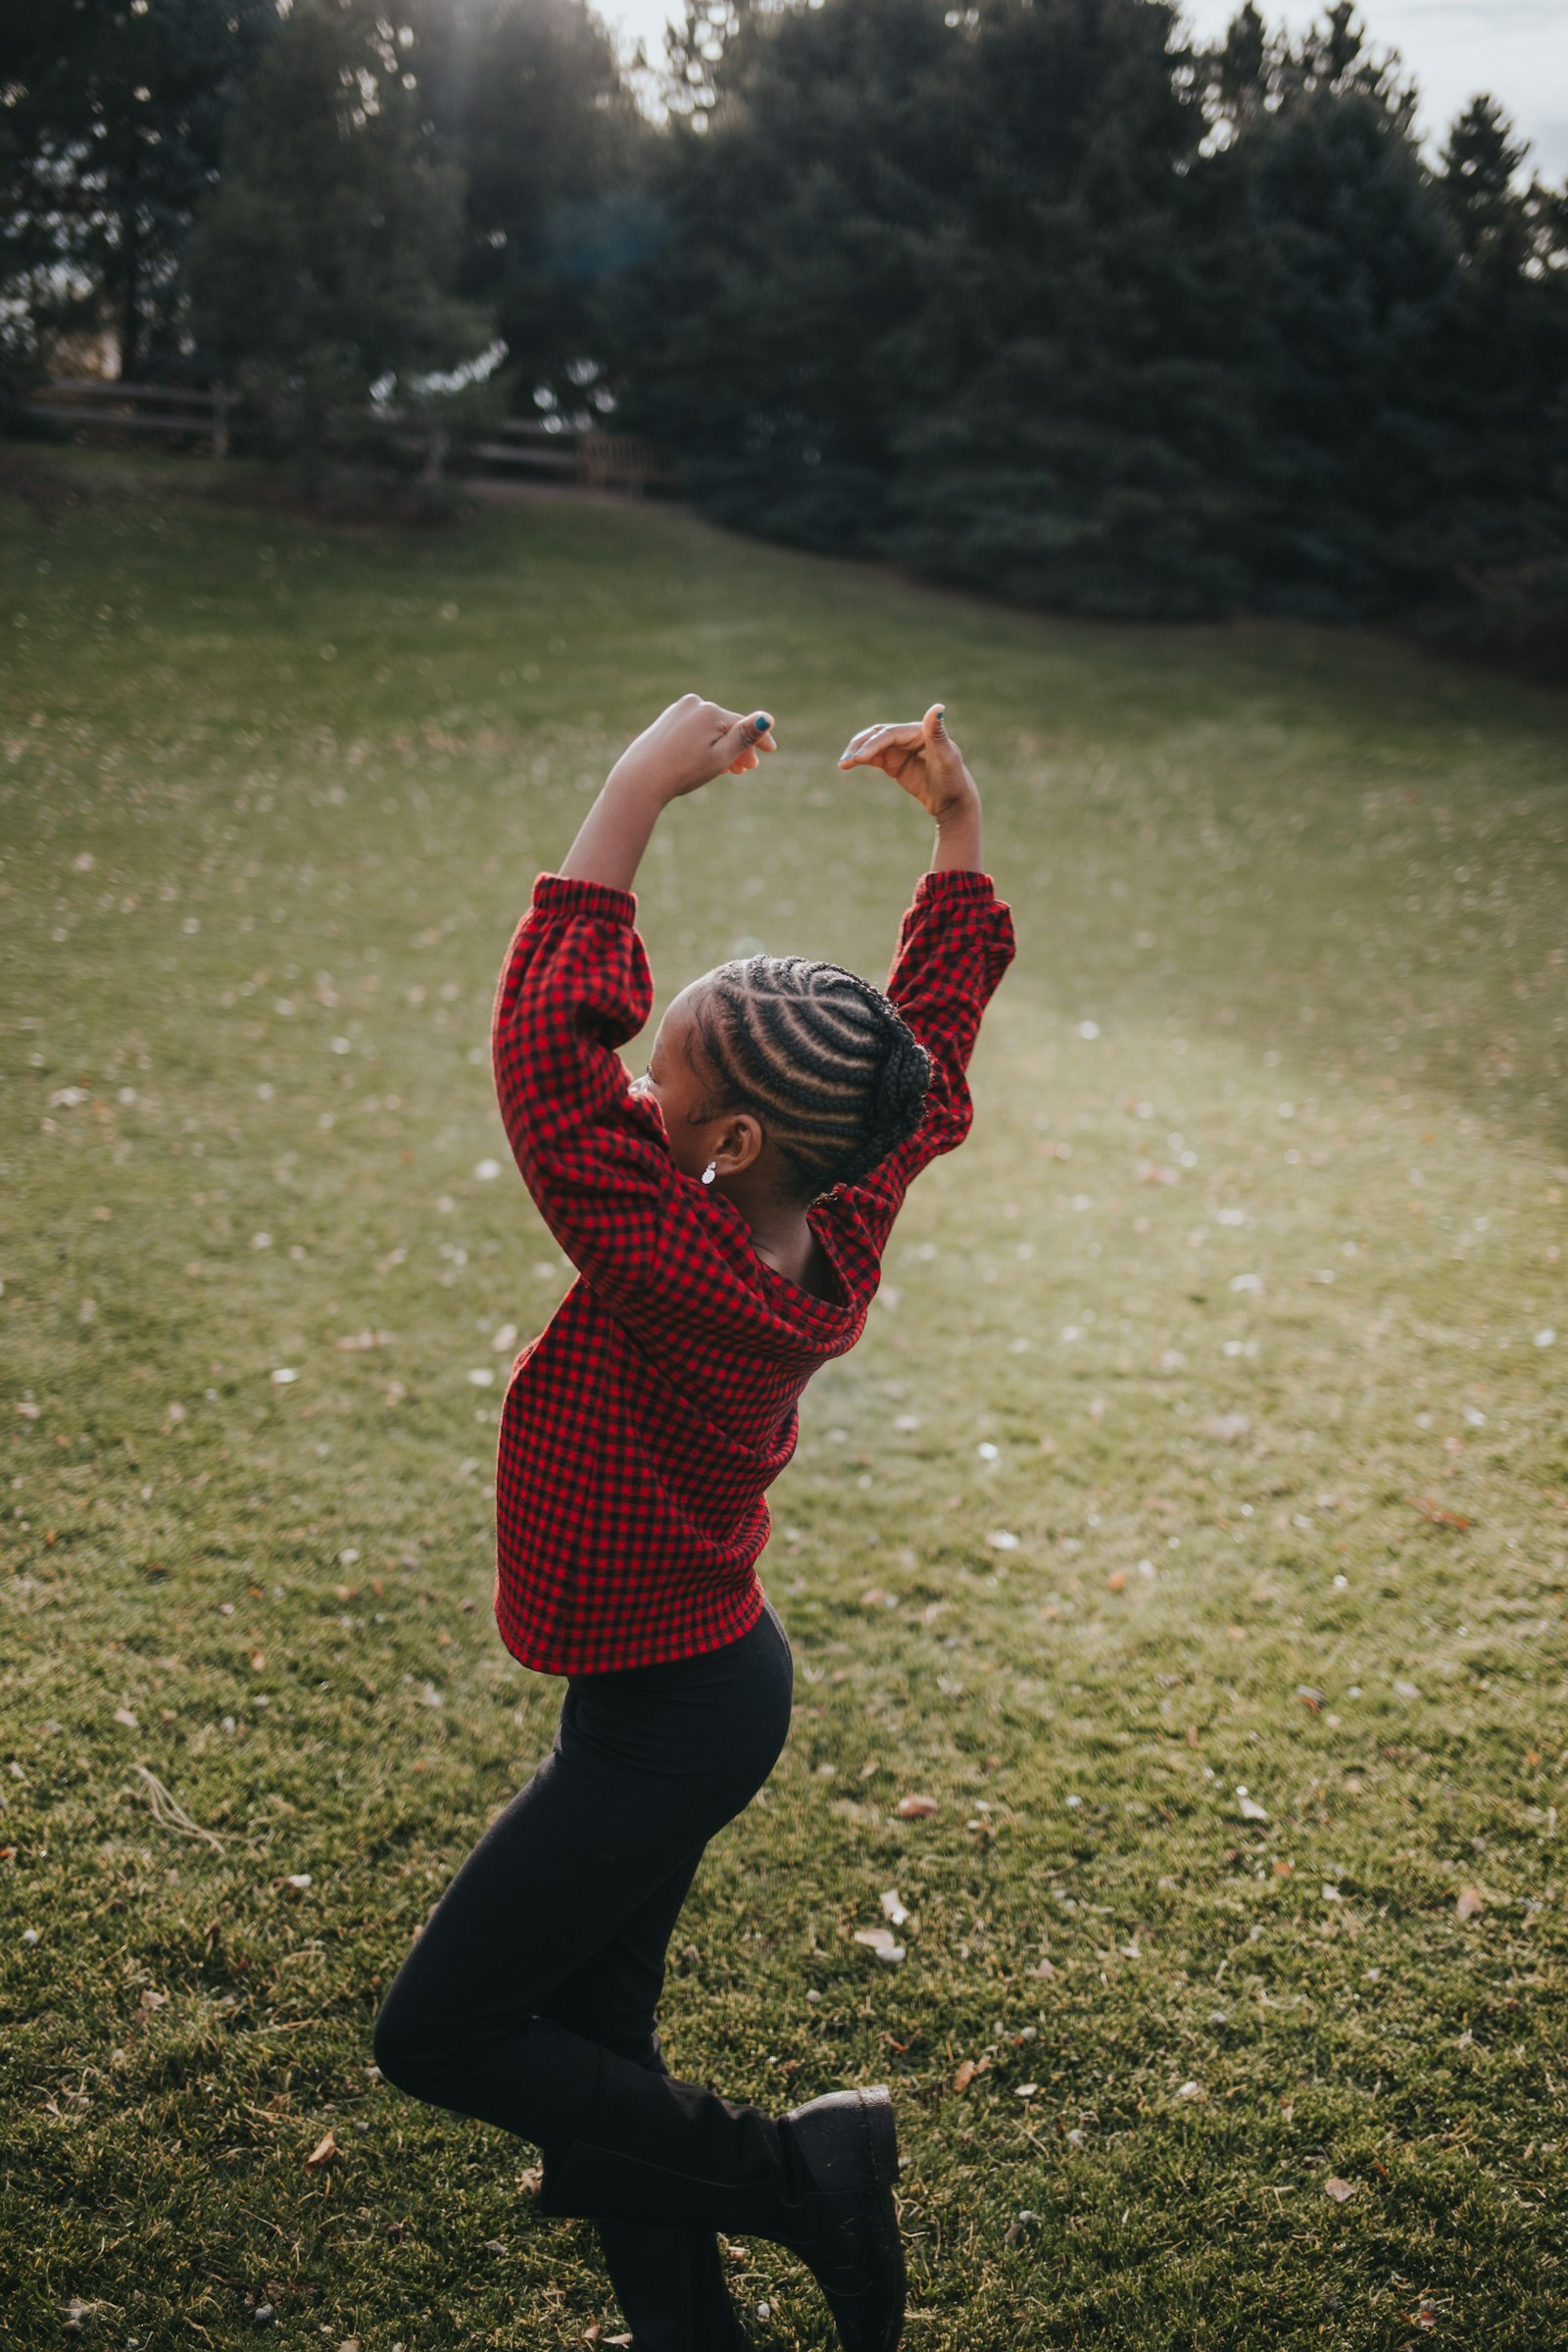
[[628, 980, 730, 1182]]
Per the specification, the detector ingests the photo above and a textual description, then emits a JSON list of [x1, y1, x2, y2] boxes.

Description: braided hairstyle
[[686, 955, 933, 1204]]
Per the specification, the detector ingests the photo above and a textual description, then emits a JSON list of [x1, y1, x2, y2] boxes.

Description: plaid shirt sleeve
[[493, 868, 804, 1374], [840, 866, 1017, 1250], [491, 871, 691, 1306]]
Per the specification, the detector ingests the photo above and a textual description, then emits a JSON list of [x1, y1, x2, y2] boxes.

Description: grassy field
[[1, 448, 1566, 2352]]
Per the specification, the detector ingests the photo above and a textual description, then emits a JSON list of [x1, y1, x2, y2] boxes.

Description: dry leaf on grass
[[305, 2131, 336, 2169], [1324, 2176, 1354, 2203], [1411, 1496, 1471, 1531], [1455, 1885, 1486, 1920], [897, 1794, 938, 1819]]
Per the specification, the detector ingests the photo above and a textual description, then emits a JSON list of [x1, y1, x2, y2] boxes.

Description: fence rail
[[24, 380, 674, 492]]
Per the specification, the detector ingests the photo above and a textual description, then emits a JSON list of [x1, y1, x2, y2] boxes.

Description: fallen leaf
[[305, 2131, 336, 2169], [1324, 2176, 1354, 2203], [897, 1794, 938, 1819], [852, 1926, 906, 1964], [1411, 1496, 1471, 1532], [1106, 1571, 1127, 1592], [113, 1707, 139, 1731], [1032, 1955, 1056, 1979], [1455, 1885, 1485, 1921], [518, 2166, 542, 2193], [953, 2058, 978, 2092], [1238, 1796, 1269, 1822], [880, 1888, 909, 1927]]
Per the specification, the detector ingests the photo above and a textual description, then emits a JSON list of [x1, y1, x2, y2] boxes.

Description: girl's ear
[[721, 1111, 766, 1176]]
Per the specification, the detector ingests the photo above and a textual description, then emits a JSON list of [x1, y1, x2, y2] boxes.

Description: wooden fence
[[25, 380, 675, 494]]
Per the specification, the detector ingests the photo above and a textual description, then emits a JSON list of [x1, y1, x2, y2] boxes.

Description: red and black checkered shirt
[[490, 863, 1016, 1675]]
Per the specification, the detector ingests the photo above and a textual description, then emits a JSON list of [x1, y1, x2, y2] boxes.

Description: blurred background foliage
[[3, 0, 1565, 659]]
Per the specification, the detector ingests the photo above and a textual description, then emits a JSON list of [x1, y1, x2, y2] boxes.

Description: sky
[[600, 0, 1568, 179]]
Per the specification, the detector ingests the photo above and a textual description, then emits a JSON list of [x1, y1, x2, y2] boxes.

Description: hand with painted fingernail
[[608, 693, 777, 804], [836, 704, 976, 822]]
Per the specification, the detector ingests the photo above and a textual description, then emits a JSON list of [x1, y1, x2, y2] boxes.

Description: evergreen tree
[[1200, 5, 1462, 616], [0, 0, 277, 384], [883, 0, 1245, 616], [400, 0, 651, 419], [1428, 98, 1568, 656], [187, 0, 491, 489], [617, 0, 990, 553], [620, 0, 1246, 612], [616, 0, 1567, 648]]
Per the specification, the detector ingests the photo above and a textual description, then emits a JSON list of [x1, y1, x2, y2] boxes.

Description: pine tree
[[0, 0, 277, 385], [1428, 98, 1568, 660], [399, 0, 650, 418], [186, 0, 491, 490], [1202, 7, 1460, 617]]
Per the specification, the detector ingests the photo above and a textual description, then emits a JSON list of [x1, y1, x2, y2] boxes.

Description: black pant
[[373, 1595, 799, 2194]]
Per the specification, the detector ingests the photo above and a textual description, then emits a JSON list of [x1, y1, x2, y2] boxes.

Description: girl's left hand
[[837, 704, 975, 820], [610, 695, 777, 802]]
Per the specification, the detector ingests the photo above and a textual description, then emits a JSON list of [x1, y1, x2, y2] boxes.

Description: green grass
[[2, 447, 1566, 2350]]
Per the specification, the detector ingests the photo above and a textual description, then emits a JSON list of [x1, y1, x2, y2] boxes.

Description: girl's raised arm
[[837, 704, 983, 875], [558, 696, 775, 893], [490, 696, 776, 1339], [834, 706, 1012, 1249]]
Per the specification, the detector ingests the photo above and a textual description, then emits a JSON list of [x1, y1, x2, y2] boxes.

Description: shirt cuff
[[532, 870, 639, 926], [910, 867, 999, 906]]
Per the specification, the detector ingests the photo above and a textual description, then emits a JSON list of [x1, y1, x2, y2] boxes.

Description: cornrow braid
[[687, 955, 933, 1203]]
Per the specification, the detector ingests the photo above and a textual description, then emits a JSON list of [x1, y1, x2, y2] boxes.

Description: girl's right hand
[[609, 695, 776, 803], [837, 705, 977, 820]]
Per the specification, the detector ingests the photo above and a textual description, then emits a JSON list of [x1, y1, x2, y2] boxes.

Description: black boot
[[771, 2085, 905, 2352], [595, 2217, 754, 2352], [541, 2078, 905, 2352]]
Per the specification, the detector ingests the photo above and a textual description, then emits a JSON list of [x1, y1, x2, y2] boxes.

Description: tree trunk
[[118, 201, 144, 384]]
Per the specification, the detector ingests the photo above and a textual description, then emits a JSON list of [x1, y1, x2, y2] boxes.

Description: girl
[[373, 694, 1016, 2352]]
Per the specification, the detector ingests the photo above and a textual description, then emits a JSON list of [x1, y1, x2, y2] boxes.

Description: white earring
[[701, 1159, 717, 1186]]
